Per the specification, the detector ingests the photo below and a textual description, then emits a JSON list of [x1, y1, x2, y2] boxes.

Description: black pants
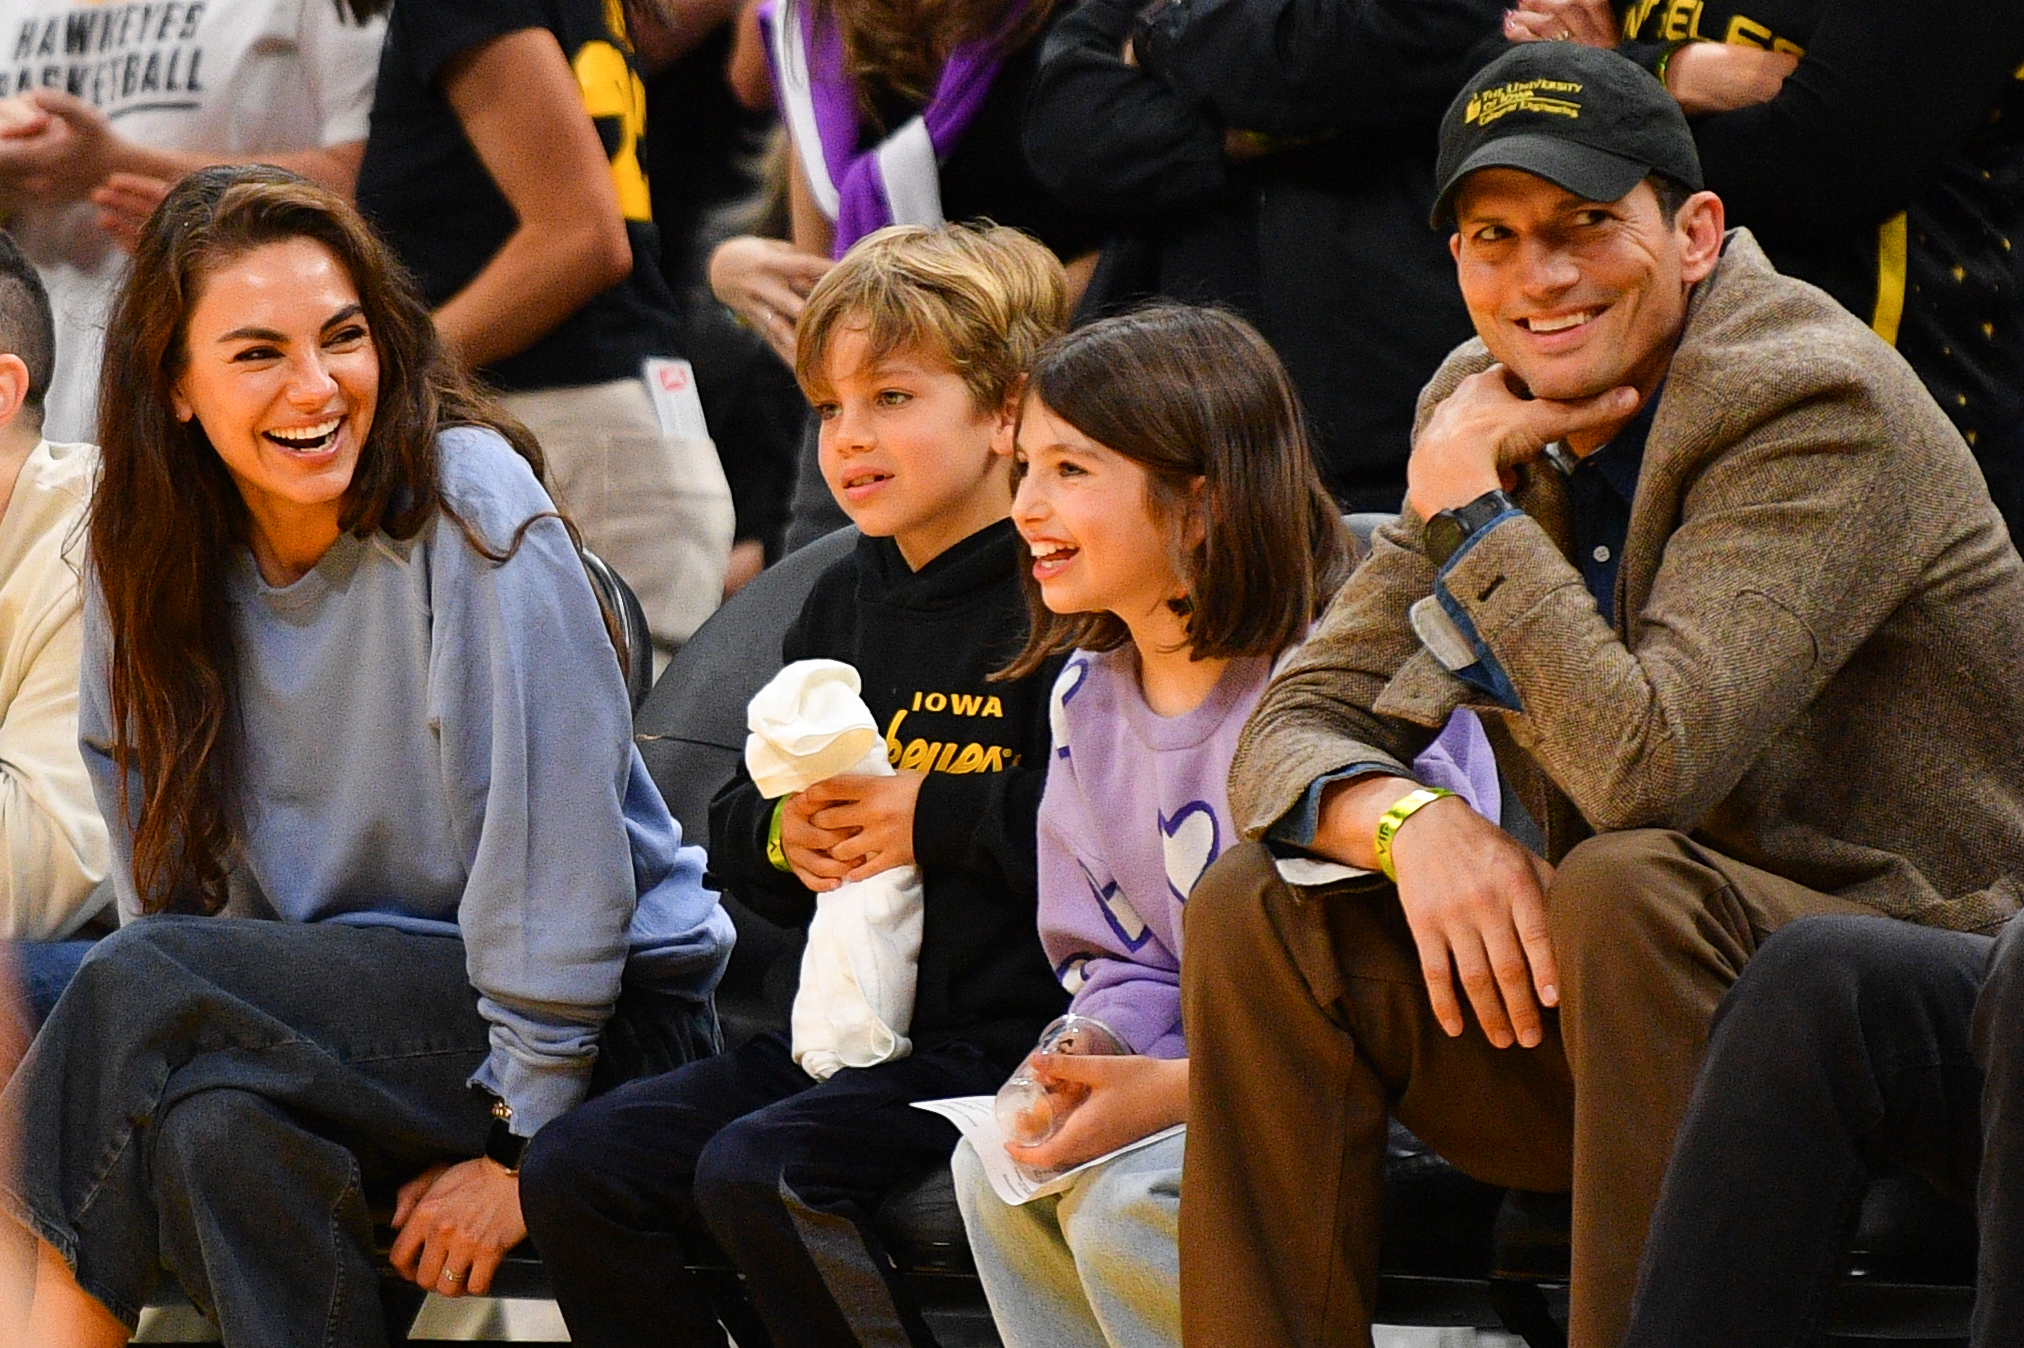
[[519, 1029, 1007, 1348], [1625, 913, 2024, 1347]]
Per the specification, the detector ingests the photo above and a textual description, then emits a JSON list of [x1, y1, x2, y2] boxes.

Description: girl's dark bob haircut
[[1001, 303, 1351, 678]]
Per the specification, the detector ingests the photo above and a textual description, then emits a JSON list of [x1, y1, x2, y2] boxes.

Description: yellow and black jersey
[[1619, 0, 2024, 529], [355, 0, 681, 393]]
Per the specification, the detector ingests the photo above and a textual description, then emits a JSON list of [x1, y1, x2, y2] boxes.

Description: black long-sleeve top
[[707, 522, 1068, 1070], [1024, 0, 1506, 512], [1618, 0, 2024, 527]]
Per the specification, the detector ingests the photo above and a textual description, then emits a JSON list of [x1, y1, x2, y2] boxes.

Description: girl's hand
[[1661, 42, 1798, 114], [1503, 0, 1618, 48], [804, 772, 926, 884], [1004, 1054, 1188, 1172], [389, 1158, 527, 1298], [91, 172, 172, 254], [708, 235, 833, 366]]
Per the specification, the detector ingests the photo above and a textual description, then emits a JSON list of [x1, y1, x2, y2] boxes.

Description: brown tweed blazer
[[1232, 230, 2024, 933]]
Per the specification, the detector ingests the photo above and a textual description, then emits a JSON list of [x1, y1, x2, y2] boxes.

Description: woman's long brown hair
[[93, 165, 546, 915], [814, 0, 1058, 126]]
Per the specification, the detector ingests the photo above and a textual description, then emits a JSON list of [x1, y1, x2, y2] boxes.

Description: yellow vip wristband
[[767, 796, 792, 873], [1373, 787, 1457, 882]]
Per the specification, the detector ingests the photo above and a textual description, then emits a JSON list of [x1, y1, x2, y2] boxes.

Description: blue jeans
[[11, 939, 95, 1026], [953, 1129, 1183, 1348], [1, 915, 715, 1346]]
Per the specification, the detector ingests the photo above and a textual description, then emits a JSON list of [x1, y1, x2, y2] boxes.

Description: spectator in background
[[708, 0, 1105, 551], [0, 229, 108, 1009], [1022, 0, 1505, 512], [354, 0, 734, 667], [1506, 0, 2024, 535], [632, 0, 805, 587], [0, 0, 385, 443]]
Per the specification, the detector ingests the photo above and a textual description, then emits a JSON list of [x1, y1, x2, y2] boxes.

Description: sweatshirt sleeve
[[1034, 667, 1184, 1058], [1023, 0, 1234, 219], [1131, 0, 1508, 140], [0, 556, 108, 940], [704, 590, 825, 930], [430, 481, 640, 1137], [1652, 2, 2024, 236]]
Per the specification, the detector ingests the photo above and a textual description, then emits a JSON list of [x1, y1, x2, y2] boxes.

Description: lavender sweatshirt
[[1038, 646, 1501, 1058]]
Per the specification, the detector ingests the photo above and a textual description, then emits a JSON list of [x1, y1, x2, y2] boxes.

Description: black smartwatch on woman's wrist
[[476, 1090, 530, 1175]]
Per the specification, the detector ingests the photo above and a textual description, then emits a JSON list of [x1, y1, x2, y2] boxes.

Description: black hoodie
[[708, 521, 1069, 1070]]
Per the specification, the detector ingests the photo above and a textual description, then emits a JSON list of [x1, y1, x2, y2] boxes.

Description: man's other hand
[[1313, 774, 1560, 1049], [1388, 796, 1559, 1049]]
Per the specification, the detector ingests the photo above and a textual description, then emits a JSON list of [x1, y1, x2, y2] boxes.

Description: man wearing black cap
[[1178, 41, 2024, 1348]]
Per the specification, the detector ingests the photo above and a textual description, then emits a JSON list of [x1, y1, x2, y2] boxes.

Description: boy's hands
[[778, 770, 926, 890]]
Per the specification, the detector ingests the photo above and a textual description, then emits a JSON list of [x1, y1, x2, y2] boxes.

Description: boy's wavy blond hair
[[796, 222, 1068, 416]]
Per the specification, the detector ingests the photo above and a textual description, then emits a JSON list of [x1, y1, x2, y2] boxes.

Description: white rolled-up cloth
[[745, 659, 925, 1080]]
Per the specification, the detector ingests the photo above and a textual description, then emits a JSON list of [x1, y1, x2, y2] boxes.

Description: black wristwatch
[[477, 1091, 530, 1175], [1425, 489, 1519, 566]]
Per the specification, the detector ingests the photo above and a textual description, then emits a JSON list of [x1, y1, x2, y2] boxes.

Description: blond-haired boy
[[520, 223, 1073, 1348]]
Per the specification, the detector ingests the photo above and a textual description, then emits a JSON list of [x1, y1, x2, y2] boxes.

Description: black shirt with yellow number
[[708, 521, 1069, 1071], [356, 0, 683, 393], [1618, 0, 2024, 530]]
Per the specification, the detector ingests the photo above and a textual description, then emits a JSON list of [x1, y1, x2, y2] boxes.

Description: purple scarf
[[761, 0, 1018, 257]]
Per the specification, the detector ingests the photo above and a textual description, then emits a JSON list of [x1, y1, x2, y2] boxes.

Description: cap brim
[[1432, 135, 1654, 228]]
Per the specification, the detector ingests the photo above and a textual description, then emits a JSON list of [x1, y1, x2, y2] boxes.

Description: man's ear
[[0, 354, 31, 438], [1676, 190, 1726, 285]]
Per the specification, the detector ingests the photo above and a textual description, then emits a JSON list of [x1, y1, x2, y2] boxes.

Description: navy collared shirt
[[1562, 384, 1660, 626]]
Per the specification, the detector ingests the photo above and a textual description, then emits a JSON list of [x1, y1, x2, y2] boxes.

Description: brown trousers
[[1177, 830, 1872, 1348]]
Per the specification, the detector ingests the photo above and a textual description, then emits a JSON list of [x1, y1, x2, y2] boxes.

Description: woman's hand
[[388, 1158, 527, 1298], [1004, 1054, 1188, 1172], [709, 235, 833, 366], [1503, 0, 1619, 48], [1661, 42, 1798, 114], [91, 173, 172, 254]]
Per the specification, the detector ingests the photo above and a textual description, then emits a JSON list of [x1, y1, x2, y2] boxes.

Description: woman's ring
[[441, 1270, 465, 1284]]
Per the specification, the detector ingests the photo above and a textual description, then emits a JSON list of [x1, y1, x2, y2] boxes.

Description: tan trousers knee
[[500, 379, 735, 673], [1178, 831, 1872, 1348]]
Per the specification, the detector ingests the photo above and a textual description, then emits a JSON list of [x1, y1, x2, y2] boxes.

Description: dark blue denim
[[0, 915, 715, 1347], [520, 1029, 1007, 1348], [10, 939, 96, 1026], [1625, 913, 2024, 1348]]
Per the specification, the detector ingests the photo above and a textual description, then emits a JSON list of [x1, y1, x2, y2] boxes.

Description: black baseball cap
[[1431, 43, 1703, 227]]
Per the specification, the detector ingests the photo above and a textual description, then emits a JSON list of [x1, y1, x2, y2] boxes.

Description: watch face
[[1426, 513, 1465, 565]]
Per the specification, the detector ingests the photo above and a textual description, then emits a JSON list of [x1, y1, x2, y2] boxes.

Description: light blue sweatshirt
[[78, 426, 734, 1134]]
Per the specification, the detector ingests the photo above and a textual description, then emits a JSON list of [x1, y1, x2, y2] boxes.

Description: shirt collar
[[1554, 380, 1663, 506]]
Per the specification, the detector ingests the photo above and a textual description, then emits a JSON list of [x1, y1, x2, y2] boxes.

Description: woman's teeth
[[265, 418, 341, 451]]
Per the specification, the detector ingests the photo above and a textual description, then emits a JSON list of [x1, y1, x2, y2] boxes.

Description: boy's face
[[812, 327, 1015, 570]]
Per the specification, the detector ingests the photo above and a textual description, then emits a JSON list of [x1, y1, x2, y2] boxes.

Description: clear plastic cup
[[993, 1013, 1128, 1147]]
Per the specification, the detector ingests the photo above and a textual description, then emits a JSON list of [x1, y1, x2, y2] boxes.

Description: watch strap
[[480, 1094, 530, 1175]]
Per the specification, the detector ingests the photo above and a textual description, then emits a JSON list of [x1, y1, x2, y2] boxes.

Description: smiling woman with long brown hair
[[0, 165, 732, 1346]]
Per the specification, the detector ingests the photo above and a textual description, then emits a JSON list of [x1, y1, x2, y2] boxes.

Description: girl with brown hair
[[952, 306, 1499, 1348], [0, 165, 731, 1346]]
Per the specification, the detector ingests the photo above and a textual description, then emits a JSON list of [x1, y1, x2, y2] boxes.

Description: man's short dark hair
[[1648, 173, 1695, 224], [0, 231, 54, 418]]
